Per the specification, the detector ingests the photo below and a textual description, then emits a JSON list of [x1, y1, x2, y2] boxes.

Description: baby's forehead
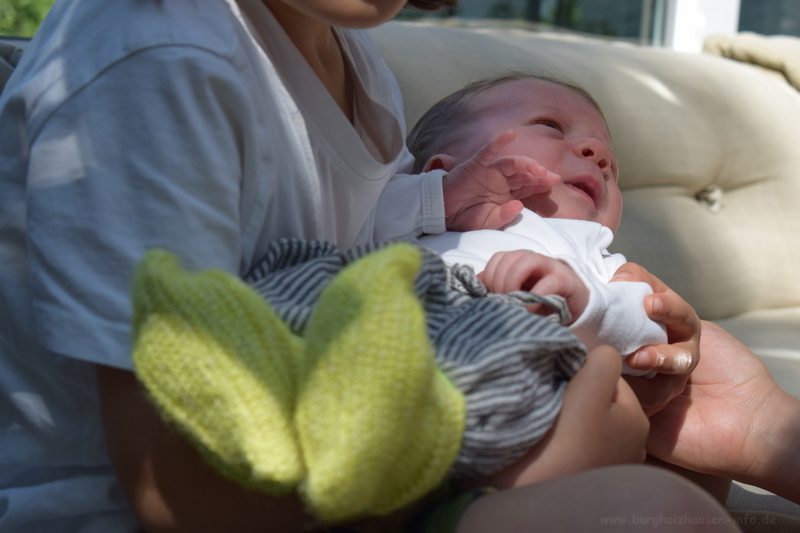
[[476, 79, 596, 113], [472, 80, 612, 136]]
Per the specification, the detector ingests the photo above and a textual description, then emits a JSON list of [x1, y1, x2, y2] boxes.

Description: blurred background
[[0, 0, 52, 38], [398, 0, 800, 51], [2, 0, 800, 52]]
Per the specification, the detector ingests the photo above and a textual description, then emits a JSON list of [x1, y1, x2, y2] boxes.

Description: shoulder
[[37, 0, 244, 58], [7, 1, 250, 106], [4, 0, 258, 138]]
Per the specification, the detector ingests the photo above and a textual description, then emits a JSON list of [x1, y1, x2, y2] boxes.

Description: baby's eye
[[532, 120, 563, 133]]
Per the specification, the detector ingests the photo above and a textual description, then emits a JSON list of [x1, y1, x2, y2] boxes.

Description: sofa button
[[695, 184, 724, 213]]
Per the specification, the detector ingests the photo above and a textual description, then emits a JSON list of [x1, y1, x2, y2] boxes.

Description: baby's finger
[[493, 200, 524, 229], [528, 269, 572, 300], [491, 155, 545, 178], [481, 252, 512, 292], [492, 156, 560, 190], [471, 130, 516, 167], [500, 255, 544, 293]]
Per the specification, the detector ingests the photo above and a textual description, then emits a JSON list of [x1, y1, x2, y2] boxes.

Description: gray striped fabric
[[245, 238, 586, 479]]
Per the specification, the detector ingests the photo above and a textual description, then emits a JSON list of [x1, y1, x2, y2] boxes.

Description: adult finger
[[564, 346, 623, 412], [623, 373, 689, 416]]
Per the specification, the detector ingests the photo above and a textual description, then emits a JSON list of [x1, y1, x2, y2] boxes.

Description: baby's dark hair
[[406, 0, 458, 10], [407, 72, 607, 174]]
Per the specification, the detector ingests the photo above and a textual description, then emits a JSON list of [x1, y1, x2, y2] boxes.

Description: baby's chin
[[525, 201, 620, 232]]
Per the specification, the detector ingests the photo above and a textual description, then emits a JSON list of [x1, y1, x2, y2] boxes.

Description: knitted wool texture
[[132, 244, 465, 524], [132, 250, 305, 494], [246, 239, 586, 479], [296, 242, 465, 521]]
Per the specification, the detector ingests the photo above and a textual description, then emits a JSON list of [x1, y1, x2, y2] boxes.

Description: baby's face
[[455, 80, 622, 232]]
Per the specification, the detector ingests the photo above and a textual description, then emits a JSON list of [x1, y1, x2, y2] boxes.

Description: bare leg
[[456, 465, 740, 533]]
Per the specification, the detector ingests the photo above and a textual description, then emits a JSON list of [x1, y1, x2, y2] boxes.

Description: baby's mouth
[[565, 176, 602, 207]]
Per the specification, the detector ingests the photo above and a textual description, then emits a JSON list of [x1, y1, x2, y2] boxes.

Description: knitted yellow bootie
[[295, 243, 466, 523], [132, 250, 305, 494]]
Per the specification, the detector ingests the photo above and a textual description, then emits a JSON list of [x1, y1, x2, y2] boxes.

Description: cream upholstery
[[371, 21, 800, 399], [371, 21, 800, 524]]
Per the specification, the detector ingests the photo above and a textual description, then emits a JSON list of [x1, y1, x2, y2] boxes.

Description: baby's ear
[[423, 154, 459, 173]]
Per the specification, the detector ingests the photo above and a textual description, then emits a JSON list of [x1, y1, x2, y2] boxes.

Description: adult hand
[[611, 262, 699, 415], [484, 346, 648, 490], [647, 321, 800, 503], [441, 130, 559, 231]]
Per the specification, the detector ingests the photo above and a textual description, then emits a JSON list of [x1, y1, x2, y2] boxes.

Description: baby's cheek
[[520, 193, 559, 219]]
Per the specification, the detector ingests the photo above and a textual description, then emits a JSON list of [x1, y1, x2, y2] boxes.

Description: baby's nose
[[574, 138, 613, 177]]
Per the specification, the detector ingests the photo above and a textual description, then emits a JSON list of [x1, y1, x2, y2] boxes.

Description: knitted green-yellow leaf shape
[[295, 243, 466, 523], [132, 249, 304, 494]]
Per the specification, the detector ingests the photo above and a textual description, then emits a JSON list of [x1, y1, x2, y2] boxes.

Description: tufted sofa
[[371, 20, 800, 527]]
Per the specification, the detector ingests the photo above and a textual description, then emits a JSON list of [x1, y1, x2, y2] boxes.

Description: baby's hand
[[479, 250, 589, 324], [442, 130, 559, 231]]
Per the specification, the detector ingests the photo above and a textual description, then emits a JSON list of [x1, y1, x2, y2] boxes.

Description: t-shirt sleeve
[[26, 46, 252, 370], [371, 164, 447, 242]]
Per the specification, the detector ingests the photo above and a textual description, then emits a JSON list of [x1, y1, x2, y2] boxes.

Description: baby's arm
[[479, 250, 666, 374], [479, 250, 589, 324], [567, 263, 667, 371], [442, 130, 560, 231], [372, 130, 556, 241]]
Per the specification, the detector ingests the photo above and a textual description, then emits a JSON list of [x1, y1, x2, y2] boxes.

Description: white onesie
[[421, 209, 667, 375]]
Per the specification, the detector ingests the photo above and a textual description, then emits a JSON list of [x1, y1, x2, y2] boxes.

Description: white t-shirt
[[0, 0, 444, 530], [421, 209, 667, 369]]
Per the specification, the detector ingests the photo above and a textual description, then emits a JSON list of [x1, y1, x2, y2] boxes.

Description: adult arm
[[483, 346, 649, 490], [28, 46, 324, 529], [648, 321, 800, 504], [97, 366, 317, 532], [26, 46, 250, 369]]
